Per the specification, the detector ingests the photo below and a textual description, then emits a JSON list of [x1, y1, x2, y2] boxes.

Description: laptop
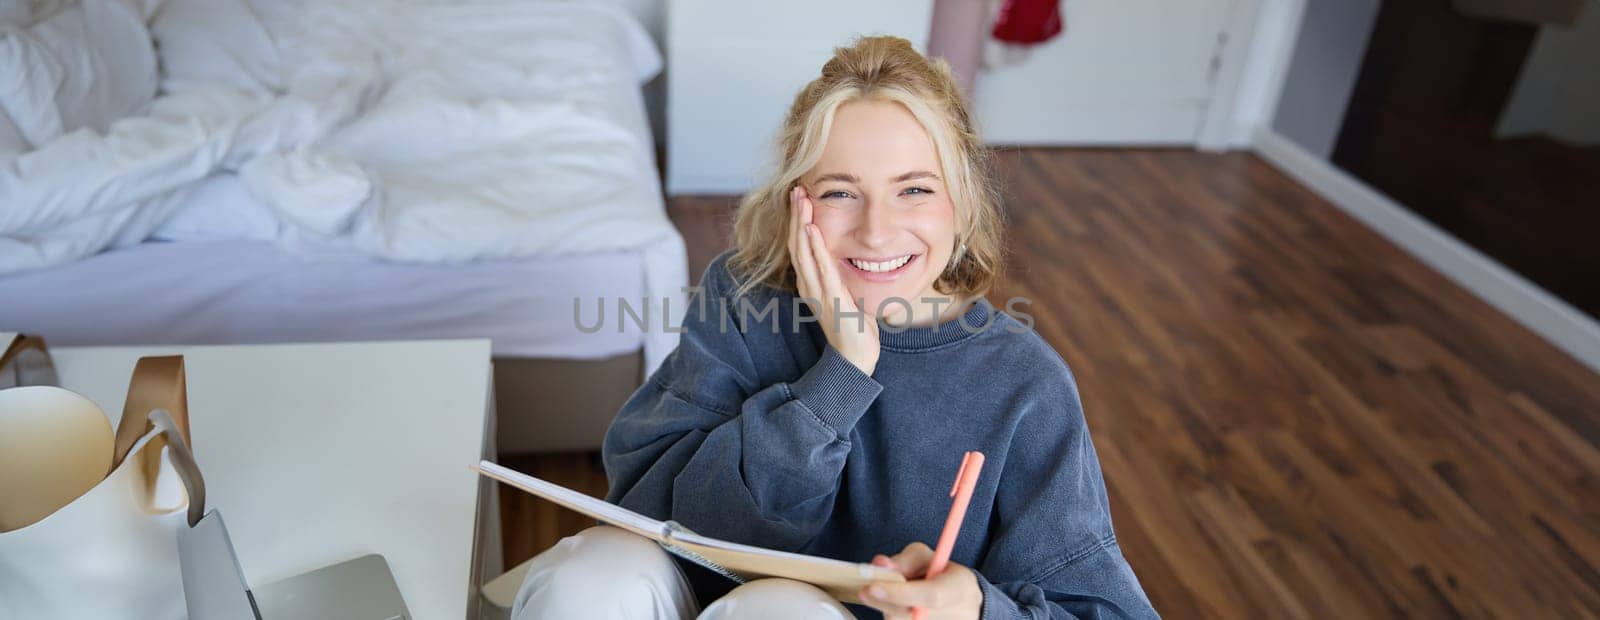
[[180, 510, 411, 620]]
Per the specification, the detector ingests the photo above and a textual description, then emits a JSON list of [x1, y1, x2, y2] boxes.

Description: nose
[[853, 195, 896, 250]]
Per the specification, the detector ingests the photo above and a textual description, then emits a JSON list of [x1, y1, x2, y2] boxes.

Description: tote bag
[[0, 355, 205, 620]]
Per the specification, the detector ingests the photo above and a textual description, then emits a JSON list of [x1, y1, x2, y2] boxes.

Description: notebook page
[[476, 460, 903, 588], [668, 528, 902, 578], [474, 461, 664, 538]]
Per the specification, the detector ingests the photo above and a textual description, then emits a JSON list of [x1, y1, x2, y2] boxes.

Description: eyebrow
[[811, 171, 941, 184]]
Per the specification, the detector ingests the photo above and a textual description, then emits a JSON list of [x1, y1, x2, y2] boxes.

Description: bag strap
[[113, 356, 192, 468], [0, 333, 58, 389], [111, 356, 206, 527], [149, 409, 207, 527]]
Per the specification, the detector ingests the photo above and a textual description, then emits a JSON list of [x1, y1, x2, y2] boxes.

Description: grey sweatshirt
[[603, 250, 1158, 619]]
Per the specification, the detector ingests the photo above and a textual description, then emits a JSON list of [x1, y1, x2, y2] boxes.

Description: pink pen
[[913, 451, 985, 620]]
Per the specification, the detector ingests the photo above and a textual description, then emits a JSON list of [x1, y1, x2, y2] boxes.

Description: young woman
[[512, 36, 1157, 619]]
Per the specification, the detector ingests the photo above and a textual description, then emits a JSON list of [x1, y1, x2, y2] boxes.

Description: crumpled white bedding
[[1, 0, 677, 270]]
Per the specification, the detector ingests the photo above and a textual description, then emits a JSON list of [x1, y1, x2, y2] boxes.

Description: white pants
[[511, 526, 855, 619]]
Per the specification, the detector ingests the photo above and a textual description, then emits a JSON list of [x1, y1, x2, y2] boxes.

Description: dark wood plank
[[498, 147, 1600, 618]]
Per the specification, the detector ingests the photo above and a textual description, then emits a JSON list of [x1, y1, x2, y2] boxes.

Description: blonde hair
[[727, 35, 1004, 301]]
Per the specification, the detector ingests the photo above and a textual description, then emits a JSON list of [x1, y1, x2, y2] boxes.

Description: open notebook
[[473, 460, 903, 603]]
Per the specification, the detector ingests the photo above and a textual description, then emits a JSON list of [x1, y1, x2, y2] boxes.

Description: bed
[[0, 0, 686, 453], [0, 237, 684, 452]]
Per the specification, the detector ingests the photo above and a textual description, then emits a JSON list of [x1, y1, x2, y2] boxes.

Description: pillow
[[149, 0, 285, 94], [0, 0, 158, 146]]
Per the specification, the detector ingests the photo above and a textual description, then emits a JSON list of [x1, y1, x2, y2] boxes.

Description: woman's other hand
[[790, 185, 880, 376], [858, 542, 983, 619]]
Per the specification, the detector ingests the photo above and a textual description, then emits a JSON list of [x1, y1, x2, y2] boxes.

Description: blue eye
[[903, 187, 934, 196], [821, 191, 853, 200]]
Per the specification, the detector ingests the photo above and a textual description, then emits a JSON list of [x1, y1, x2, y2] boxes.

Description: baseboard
[[1252, 127, 1600, 375]]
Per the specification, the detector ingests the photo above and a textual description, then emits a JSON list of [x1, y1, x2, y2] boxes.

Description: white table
[[51, 340, 501, 619]]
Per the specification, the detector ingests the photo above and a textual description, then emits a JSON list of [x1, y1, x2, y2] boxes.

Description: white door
[[975, 0, 1237, 145]]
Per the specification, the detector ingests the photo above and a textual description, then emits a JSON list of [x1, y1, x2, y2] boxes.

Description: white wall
[[665, 1, 934, 194], [1496, 5, 1600, 145]]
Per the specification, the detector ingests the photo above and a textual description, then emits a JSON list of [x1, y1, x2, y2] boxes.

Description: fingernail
[[869, 586, 887, 599]]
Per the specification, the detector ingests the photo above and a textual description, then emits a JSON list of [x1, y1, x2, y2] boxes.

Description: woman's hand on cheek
[[858, 542, 983, 619], [790, 185, 880, 376]]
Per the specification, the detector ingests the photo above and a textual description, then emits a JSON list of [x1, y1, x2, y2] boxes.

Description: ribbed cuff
[[788, 345, 882, 435], [976, 571, 1023, 620]]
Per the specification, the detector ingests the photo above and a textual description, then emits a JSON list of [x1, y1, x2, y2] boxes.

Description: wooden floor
[[500, 148, 1600, 618]]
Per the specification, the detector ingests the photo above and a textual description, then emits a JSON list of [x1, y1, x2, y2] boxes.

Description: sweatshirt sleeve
[[601, 259, 881, 552], [972, 362, 1159, 619]]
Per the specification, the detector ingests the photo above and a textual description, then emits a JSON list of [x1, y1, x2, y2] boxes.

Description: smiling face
[[801, 99, 959, 325]]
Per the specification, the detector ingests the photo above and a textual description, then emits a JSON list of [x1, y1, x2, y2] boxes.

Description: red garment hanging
[[991, 0, 1063, 45]]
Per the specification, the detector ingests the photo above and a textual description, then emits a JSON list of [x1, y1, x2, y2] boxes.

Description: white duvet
[[1, 0, 678, 269]]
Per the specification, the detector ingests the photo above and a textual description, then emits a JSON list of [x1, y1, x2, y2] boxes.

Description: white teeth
[[848, 255, 912, 273]]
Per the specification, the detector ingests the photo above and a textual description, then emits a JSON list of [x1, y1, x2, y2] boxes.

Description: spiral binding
[[659, 521, 747, 585]]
